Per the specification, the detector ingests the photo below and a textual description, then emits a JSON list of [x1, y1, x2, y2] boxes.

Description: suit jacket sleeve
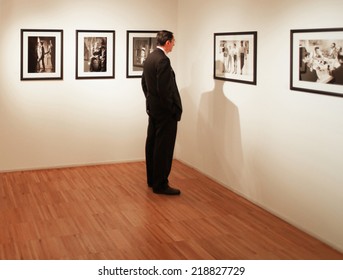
[[141, 72, 150, 115], [157, 57, 182, 120], [141, 72, 147, 96]]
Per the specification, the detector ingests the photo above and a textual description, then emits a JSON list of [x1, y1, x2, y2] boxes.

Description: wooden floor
[[0, 160, 342, 260]]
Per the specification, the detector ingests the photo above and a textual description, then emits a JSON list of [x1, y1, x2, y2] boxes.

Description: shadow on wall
[[178, 60, 244, 189], [197, 76, 244, 188]]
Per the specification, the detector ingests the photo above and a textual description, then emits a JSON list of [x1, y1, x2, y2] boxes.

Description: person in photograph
[[328, 43, 342, 71], [90, 39, 106, 72], [239, 41, 245, 75], [141, 30, 183, 195], [228, 44, 235, 73], [244, 41, 249, 75], [312, 46, 328, 68], [300, 47, 318, 82], [27, 37, 38, 73], [99, 39, 107, 72], [232, 43, 238, 74], [311, 46, 333, 83], [312, 46, 323, 60], [89, 41, 100, 71], [37, 41, 45, 72], [46, 40, 54, 72], [222, 41, 229, 73], [140, 46, 146, 65], [149, 41, 155, 54], [228, 45, 233, 73], [331, 53, 343, 85], [328, 42, 339, 59]]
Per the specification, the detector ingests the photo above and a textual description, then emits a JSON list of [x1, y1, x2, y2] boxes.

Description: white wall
[[1, 0, 343, 252], [0, 0, 177, 170], [175, 0, 343, 252]]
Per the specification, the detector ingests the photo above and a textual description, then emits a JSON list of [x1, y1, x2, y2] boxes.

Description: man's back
[[142, 48, 181, 120]]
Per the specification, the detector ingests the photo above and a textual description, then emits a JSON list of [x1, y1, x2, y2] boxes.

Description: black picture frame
[[214, 31, 257, 85], [76, 30, 115, 79], [126, 30, 158, 78], [20, 29, 63, 81], [290, 28, 343, 97]]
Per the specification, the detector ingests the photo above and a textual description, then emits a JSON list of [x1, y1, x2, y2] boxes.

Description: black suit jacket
[[141, 48, 182, 121], [332, 64, 343, 85]]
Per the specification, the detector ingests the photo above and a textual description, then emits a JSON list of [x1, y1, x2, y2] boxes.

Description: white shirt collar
[[157, 46, 167, 55]]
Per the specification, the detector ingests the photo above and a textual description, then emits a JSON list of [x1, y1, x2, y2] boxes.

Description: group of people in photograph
[[300, 41, 343, 85], [220, 40, 249, 75]]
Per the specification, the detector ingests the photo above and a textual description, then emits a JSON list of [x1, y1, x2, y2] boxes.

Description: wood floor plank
[[0, 160, 342, 260]]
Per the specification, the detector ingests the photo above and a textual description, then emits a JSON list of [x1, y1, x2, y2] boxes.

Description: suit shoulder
[[146, 49, 168, 65]]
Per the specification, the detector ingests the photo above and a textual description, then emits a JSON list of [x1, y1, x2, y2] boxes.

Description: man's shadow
[[195, 78, 244, 188]]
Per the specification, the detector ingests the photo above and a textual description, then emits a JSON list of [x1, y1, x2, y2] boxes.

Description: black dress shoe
[[153, 186, 181, 195]]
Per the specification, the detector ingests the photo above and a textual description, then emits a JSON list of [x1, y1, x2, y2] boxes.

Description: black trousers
[[145, 116, 177, 190]]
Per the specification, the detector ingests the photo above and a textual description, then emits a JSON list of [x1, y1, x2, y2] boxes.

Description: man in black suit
[[141, 30, 183, 195]]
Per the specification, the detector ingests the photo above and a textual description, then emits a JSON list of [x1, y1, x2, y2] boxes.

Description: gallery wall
[[175, 0, 343, 251], [1, 0, 343, 253], [0, 0, 177, 170]]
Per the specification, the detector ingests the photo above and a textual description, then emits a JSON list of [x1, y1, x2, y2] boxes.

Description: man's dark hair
[[156, 30, 174, 46]]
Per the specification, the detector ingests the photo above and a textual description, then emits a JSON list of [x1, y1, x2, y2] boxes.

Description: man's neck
[[157, 46, 167, 55]]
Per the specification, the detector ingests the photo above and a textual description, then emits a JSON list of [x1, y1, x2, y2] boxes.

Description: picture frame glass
[[291, 28, 343, 97], [214, 32, 257, 85], [126, 31, 158, 78], [76, 30, 115, 79], [21, 29, 63, 80]]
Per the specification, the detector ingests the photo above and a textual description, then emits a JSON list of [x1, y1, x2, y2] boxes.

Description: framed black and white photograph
[[214, 31, 257, 85], [20, 29, 63, 81], [126, 30, 158, 78], [76, 30, 115, 79], [291, 28, 343, 97]]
